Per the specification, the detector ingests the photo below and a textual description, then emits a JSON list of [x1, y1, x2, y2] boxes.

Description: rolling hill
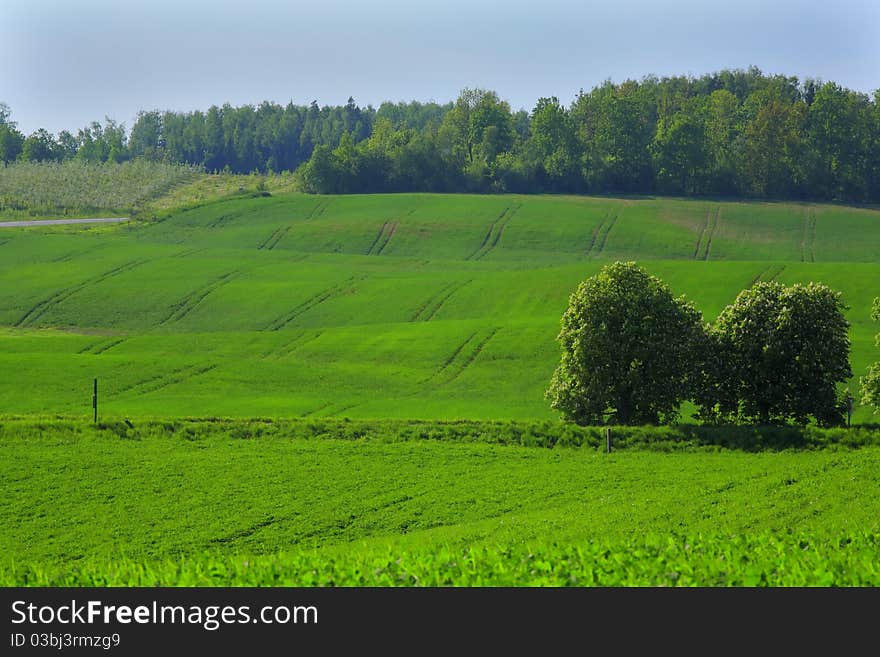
[[0, 192, 878, 421]]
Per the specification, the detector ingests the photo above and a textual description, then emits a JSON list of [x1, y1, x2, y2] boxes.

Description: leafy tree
[[704, 89, 741, 195], [861, 297, 880, 414], [295, 144, 338, 193], [20, 128, 60, 161], [652, 101, 708, 195], [528, 97, 579, 191], [702, 282, 851, 425], [0, 103, 24, 164], [439, 88, 514, 190], [546, 262, 703, 425], [572, 80, 657, 193], [55, 130, 79, 160], [738, 92, 804, 197], [129, 110, 163, 159]]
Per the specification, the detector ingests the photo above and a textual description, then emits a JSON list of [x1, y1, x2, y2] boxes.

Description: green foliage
[[1, 422, 879, 585], [547, 262, 703, 425], [703, 281, 852, 425], [861, 297, 880, 412], [6, 532, 880, 586], [8, 67, 880, 201], [20, 128, 61, 162]]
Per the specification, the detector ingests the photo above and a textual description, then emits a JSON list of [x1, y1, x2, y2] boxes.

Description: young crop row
[[5, 532, 878, 586], [0, 160, 201, 215]]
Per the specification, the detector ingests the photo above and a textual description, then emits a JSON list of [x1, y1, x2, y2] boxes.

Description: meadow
[[1, 188, 879, 586]]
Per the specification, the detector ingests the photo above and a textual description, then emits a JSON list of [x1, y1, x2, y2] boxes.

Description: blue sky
[[2, 0, 878, 135]]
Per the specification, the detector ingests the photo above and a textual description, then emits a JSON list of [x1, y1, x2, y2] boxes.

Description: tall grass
[[0, 160, 202, 216]]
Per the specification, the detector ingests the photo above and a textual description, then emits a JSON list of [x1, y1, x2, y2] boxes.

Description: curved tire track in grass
[[701, 207, 721, 261], [15, 259, 149, 327], [420, 327, 500, 388], [266, 277, 360, 331], [693, 210, 711, 259], [411, 280, 471, 322], [365, 222, 398, 256], [467, 204, 520, 261], [113, 364, 217, 397], [257, 226, 291, 251], [594, 211, 619, 256], [159, 270, 240, 325], [78, 337, 127, 355]]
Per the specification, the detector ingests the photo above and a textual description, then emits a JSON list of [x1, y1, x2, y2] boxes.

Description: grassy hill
[[1, 192, 878, 422]]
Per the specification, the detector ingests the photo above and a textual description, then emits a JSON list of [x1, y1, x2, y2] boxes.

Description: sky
[[2, 0, 878, 135]]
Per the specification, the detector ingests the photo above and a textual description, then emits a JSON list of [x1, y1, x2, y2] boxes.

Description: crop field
[[1, 420, 879, 586], [1, 190, 879, 586], [0, 192, 878, 421], [0, 160, 203, 218]]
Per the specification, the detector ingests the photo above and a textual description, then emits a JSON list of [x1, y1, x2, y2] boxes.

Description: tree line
[[546, 262, 878, 428], [2, 67, 880, 203]]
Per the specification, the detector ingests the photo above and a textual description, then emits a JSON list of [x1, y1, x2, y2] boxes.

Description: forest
[[1, 67, 878, 203]]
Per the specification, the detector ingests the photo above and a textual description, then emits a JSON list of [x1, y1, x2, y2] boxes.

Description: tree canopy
[[699, 282, 851, 426], [3, 67, 880, 203], [546, 262, 703, 426]]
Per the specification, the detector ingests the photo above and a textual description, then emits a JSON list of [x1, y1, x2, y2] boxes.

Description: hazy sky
[[2, 0, 878, 135]]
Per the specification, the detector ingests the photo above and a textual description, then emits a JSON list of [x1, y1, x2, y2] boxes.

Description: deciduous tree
[[546, 262, 703, 425], [702, 281, 851, 425]]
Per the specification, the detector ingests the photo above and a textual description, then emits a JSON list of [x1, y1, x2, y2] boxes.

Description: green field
[[2, 190, 879, 586], [0, 192, 878, 422], [2, 420, 879, 586]]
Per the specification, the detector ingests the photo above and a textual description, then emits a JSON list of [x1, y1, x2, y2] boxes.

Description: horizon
[[2, 0, 878, 136]]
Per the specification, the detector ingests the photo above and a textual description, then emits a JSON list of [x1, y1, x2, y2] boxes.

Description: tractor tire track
[[365, 222, 398, 256], [51, 243, 109, 263], [411, 280, 471, 322], [365, 222, 390, 255], [693, 210, 711, 259], [15, 259, 148, 327], [266, 277, 359, 331], [78, 337, 127, 355], [701, 207, 721, 261], [172, 247, 208, 259], [467, 204, 520, 261], [765, 264, 787, 282], [443, 328, 500, 384], [207, 212, 241, 229], [257, 225, 291, 251], [594, 211, 618, 255], [159, 271, 240, 325], [262, 330, 324, 359], [422, 331, 480, 383], [473, 204, 520, 260], [114, 364, 217, 397], [301, 402, 333, 418], [91, 337, 126, 355], [306, 198, 331, 220], [373, 222, 398, 255], [584, 212, 609, 257], [747, 265, 772, 288]]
